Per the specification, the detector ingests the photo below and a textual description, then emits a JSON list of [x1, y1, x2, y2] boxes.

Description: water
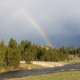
[[0, 63, 80, 80]]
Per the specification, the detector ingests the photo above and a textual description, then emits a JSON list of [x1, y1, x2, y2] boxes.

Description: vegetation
[[0, 38, 80, 71], [19, 63, 48, 70], [9, 71, 80, 80]]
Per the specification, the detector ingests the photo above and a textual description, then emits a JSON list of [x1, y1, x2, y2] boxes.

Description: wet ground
[[0, 63, 80, 80]]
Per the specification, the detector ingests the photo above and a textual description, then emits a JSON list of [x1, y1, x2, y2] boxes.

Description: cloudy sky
[[0, 0, 80, 48]]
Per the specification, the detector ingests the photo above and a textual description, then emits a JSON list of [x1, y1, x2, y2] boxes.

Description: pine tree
[[25, 49, 34, 63], [7, 38, 21, 69], [0, 39, 7, 69], [8, 38, 17, 49], [61, 46, 65, 54], [37, 45, 43, 60], [19, 40, 25, 60], [40, 47, 48, 61], [78, 47, 80, 57], [0, 51, 7, 69], [71, 45, 74, 55], [66, 47, 69, 62], [31, 44, 37, 60]]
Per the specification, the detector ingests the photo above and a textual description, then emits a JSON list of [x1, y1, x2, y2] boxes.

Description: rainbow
[[11, 0, 53, 47]]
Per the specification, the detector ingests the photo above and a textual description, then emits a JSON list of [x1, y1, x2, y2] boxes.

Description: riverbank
[[0, 61, 67, 74], [0, 63, 48, 74], [1, 62, 80, 79], [0, 56, 80, 74], [0, 61, 66, 74]]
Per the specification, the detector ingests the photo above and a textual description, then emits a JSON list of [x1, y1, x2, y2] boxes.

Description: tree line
[[0, 38, 80, 69]]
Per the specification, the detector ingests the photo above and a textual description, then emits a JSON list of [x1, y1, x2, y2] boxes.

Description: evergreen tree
[[48, 47, 54, 61], [37, 45, 43, 60], [66, 47, 69, 62], [25, 49, 34, 63], [40, 47, 48, 61], [7, 38, 20, 69], [31, 44, 37, 60], [71, 45, 74, 55], [0, 39, 7, 69], [19, 40, 25, 60], [0, 51, 7, 69], [61, 46, 65, 54], [78, 47, 80, 57], [8, 38, 17, 49], [74, 48, 77, 57]]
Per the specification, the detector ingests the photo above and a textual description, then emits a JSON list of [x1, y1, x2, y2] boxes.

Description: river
[[0, 63, 80, 80]]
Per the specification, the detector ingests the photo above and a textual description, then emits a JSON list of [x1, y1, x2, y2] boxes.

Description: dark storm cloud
[[0, 0, 80, 47]]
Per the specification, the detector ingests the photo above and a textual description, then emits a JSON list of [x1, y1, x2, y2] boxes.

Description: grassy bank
[[68, 59, 80, 64], [19, 63, 48, 70], [0, 57, 80, 74], [0, 69, 8, 74], [9, 71, 80, 80], [0, 63, 48, 74], [62, 57, 80, 64]]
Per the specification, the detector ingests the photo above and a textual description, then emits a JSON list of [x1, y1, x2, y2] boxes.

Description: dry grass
[[0, 68, 7, 73], [19, 63, 48, 70], [0, 63, 48, 74]]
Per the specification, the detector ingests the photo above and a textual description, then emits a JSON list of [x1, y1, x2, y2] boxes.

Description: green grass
[[68, 60, 80, 64], [9, 71, 80, 80], [61, 56, 80, 64]]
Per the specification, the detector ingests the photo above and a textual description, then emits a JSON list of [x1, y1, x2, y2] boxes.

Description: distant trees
[[71, 45, 74, 55], [66, 47, 69, 62], [19, 40, 25, 60], [0, 38, 80, 70], [78, 47, 80, 57]]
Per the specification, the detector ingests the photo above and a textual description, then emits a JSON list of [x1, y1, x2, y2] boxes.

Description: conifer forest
[[0, 38, 80, 69]]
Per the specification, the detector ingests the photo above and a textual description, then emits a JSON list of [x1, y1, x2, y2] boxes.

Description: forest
[[0, 38, 80, 69]]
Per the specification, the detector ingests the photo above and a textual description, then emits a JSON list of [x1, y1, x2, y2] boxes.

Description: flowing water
[[0, 63, 80, 80]]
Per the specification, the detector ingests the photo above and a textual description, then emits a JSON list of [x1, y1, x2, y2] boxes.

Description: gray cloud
[[0, 0, 80, 47]]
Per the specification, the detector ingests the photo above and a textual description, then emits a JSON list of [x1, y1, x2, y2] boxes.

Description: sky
[[0, 0, 80, 48]]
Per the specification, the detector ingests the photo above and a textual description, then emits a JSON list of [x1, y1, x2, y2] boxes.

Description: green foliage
[[6, 38, 21, 69], [0, 40, 7, 69], [8, 38, 17, 49], [78, 47, 80, 57], [0, 38, 80, 70], [31, 44, 37, 60], [19, 40, 25, 60], [40, 47, 48, 61], [7, 47, 20, 69], [71, 45, 74, 55], [37, 45, 43, 60], [66, 47, 69, 62], [0, 51, 6, 69], [25, 49, 34, 62]]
